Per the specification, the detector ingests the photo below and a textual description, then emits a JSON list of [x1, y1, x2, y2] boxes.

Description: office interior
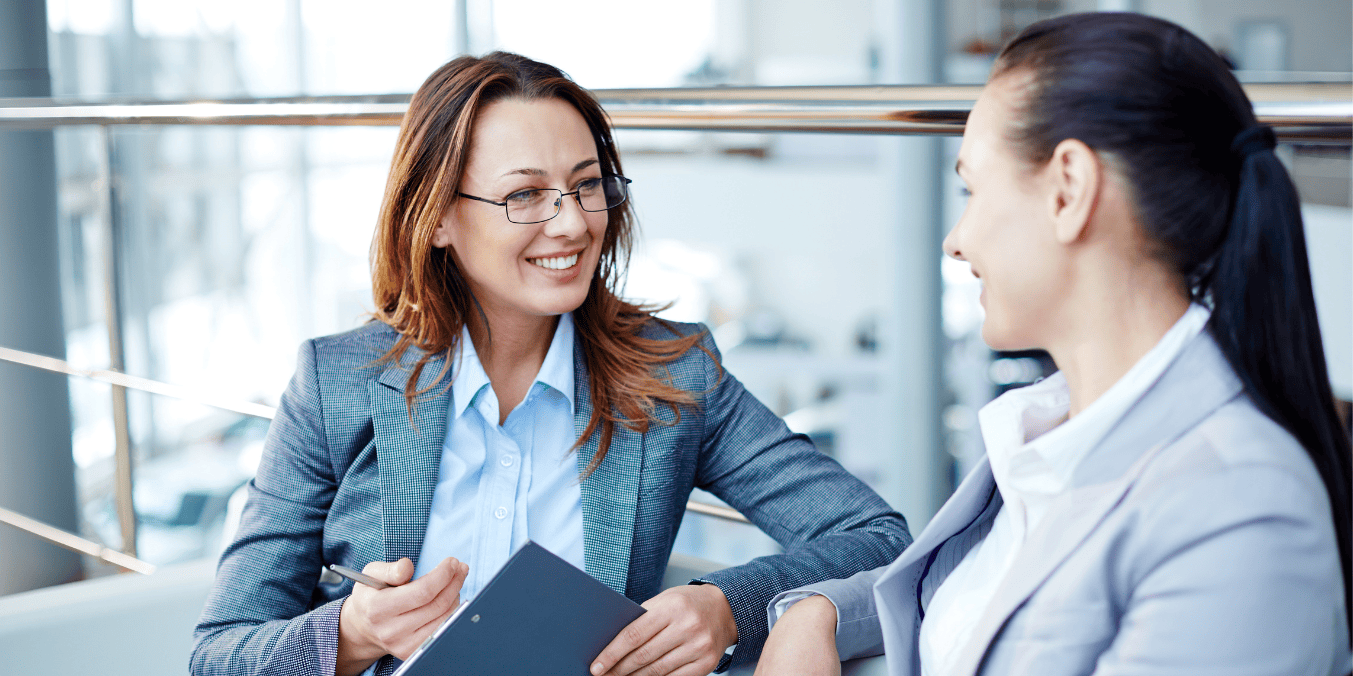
[[0, 0, 1349, 673]]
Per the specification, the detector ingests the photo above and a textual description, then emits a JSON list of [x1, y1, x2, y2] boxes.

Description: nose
[[942, 223, 965, 261], [541, 193, 589, 239]]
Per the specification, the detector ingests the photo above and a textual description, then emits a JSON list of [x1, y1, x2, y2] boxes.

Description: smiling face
[[431, 97, 609, 326], [943, 72, 1073, 351]]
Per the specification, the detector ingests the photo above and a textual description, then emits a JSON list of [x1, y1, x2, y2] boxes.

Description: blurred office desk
[[728, 654, 889, 675]]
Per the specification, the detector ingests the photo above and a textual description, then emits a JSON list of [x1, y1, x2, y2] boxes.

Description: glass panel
[[41, 0, 1352, 579]]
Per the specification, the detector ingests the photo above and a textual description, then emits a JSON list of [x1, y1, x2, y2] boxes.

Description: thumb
[[363, 557, 415, 586]]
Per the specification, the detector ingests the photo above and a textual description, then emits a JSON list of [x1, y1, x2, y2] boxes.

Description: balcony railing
[[0, 83, 1350, 140], [0, 82, 1348, 573]]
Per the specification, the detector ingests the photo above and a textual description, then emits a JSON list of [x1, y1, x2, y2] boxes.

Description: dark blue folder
[[393, 541, 646, 676]]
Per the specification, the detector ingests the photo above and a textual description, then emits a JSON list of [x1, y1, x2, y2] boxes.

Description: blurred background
[[1, 0, 1349, 595]]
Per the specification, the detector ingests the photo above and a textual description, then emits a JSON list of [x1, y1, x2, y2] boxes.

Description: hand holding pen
[[332, 556, 470, 676]]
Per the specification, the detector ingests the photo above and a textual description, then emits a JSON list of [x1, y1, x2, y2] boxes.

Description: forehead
[[464, 97, 598, 178], [957, 71, 1030, 173]]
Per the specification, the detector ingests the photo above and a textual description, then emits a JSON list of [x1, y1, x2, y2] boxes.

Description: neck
[[466, 306, 559, 424], [1043, 261, 1190, 417]]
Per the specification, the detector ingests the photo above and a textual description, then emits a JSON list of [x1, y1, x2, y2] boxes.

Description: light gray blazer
[[785, 332, 1350, 676]]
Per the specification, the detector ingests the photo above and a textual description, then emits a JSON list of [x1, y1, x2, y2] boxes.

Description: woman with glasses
[[191, 52, 911, 676], [755, 12, 1350, 676]]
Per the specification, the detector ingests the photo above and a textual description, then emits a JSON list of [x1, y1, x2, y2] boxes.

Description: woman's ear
[[1046, 138, 1101, 245], [431, 212, 455, 249]]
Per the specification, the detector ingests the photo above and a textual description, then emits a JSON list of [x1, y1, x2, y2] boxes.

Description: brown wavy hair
[[369, 51, 710, 477]]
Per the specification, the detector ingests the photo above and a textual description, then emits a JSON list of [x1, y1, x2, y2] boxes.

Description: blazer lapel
[[573, 342, 642, 596], [951, 333, 1244, 676], [904, 457, 998, 570], [371, 350, 453, 566], [876, 458, 998, 676]]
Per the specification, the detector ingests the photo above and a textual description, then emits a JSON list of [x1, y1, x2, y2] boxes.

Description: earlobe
[[1048, 139, 1100, 245]]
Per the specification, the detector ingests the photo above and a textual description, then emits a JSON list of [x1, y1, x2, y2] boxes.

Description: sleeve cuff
[[767, 591, 831, 630], [763, 578, 885, 662]]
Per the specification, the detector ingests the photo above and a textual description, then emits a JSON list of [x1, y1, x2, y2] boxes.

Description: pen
[[328, 563, 392, 589]]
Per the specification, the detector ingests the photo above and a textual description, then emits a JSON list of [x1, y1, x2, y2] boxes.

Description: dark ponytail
[[1209, 126, 1352, 630], [995, 12, 1351, 637]]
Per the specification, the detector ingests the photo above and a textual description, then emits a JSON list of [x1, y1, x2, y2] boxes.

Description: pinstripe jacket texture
[[191, 318, 911, 676]]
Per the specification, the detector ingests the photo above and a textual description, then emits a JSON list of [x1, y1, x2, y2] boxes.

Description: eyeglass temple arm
[[457, 192, 505, 206]]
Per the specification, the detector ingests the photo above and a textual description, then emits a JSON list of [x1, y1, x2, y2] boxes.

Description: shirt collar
[[536, 312, 577, 414], [450, 313, 576, 420], [980, 303, 1211, 500]]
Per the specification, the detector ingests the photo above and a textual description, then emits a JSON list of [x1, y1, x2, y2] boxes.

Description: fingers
[[378, 556, 460, 610], [394, 571, 469, 659], [414, 559, 470, 630], [602, 624, 710, 676], [593, 585, 734, 676], [361, 557, 416, 586], [349, 557, 472, 658], [592, 610, 667, 675]]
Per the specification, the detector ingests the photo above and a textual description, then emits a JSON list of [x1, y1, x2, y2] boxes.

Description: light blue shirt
[[412, 313, 585, 599]]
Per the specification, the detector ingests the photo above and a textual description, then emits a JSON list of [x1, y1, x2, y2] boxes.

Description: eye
[[575, 177, 604, 195], [504, 188, 547, 206], [958, 186, 972, 198]]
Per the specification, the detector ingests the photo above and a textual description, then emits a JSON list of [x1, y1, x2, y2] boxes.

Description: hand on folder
[[336, 556, 471, 676], [589, 583, 738, 676]]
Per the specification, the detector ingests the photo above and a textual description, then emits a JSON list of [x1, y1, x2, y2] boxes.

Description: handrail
[[0, 345, 753, 526], [0, 506, 155, 575], [1, 81, 1343, 569], [0, 83, 1349, 141]]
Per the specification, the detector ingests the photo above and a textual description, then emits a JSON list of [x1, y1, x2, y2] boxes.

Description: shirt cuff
[[766, 590, 844, 639]]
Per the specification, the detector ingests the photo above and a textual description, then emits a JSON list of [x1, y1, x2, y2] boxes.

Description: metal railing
[[1, 83, 1350, 140], [0, 82, 1348, 573]]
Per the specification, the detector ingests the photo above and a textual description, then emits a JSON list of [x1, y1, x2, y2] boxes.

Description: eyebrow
[[501, 158, 600, 179], [954, 158, 964, 175]]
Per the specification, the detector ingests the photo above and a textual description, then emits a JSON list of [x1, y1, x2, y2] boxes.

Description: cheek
[[449, 216, 526, 279], [583, 214, 610, 260], [966, 197, 1065, 347]]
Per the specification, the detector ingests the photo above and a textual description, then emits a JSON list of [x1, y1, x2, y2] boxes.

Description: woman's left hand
[[590, 583, 738, 676]]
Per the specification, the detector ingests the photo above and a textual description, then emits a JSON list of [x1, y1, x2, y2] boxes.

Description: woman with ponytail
[[757, 12, 1350, 676]]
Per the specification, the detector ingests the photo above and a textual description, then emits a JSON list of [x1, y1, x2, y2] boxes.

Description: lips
[[528, 252, 580, 270]]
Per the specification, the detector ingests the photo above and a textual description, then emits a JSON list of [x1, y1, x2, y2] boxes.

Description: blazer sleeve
[[766, 565, 890, 661], [191, 339, 345, 676], [1092, 464, 1349, 676], [688, 328, 913, 670]]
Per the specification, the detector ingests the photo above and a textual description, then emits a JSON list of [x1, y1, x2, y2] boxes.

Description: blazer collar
[[572, 337, 643, 596], [950, 331, 1244, 676], [372, 344, 454, 565]]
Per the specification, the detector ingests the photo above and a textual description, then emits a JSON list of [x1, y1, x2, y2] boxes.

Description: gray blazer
[[787, 332, 1350, 676], [192, 319, 911, 676]]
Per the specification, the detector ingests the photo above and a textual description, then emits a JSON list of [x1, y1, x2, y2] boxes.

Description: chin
[[979, 316, 1034, 352], [533, 287, 591, 317]]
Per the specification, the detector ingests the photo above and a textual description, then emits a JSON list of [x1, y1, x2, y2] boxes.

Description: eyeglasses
[[458, 175, 632, 224]]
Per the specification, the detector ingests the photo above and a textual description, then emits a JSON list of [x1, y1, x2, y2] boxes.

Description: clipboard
[[394, 541, 646, 676]]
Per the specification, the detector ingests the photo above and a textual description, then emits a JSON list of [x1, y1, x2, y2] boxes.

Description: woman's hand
[[335, 556, 470, 676], [589, 583, 738, 676], [753, 594, 840, 676]]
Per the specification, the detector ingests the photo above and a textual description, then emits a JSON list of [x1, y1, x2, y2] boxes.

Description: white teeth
[[530, 253, 579, 270]]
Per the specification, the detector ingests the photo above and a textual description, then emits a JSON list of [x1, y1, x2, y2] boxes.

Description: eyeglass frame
[[457, 175, 633, 224]]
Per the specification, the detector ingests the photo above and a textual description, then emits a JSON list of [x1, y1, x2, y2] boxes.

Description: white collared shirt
[[412, 313, 585, 600], [917, 304, 1211, 676]]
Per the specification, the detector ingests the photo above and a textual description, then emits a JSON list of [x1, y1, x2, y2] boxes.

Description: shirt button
[[494, 506, 508, 519], [500, 455, 516, 467]]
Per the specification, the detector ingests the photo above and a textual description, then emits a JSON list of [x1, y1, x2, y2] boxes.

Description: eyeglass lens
[[505, 176, 629, 223]]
